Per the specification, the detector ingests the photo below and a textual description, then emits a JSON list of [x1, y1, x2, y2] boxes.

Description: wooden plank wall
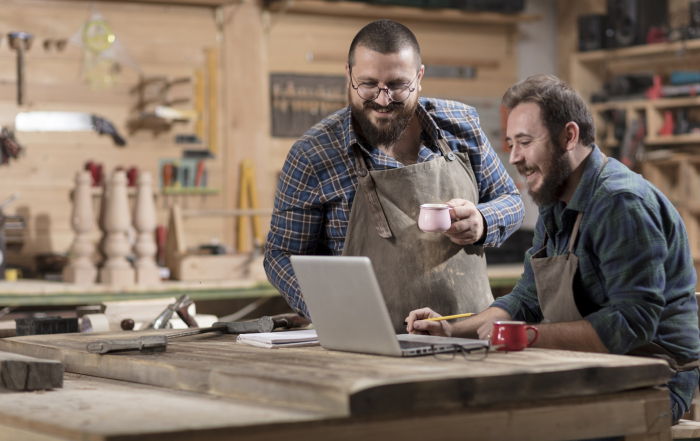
[[1, 0, 520, 267], [0, 0, 224, 268]]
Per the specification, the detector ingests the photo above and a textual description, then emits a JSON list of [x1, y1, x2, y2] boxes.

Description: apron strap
[[566, 212, 584, 260], [436, 139, 457, 162], [351, 144, 393, 239], [566, 153, 610, 260]]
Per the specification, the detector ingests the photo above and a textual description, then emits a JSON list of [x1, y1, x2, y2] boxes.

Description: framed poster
[[270, 74, 347, 138]]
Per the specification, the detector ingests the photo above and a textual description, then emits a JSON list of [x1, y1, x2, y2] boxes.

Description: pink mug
[[491, 321, 538, 351], [418, 204, 453, 233]]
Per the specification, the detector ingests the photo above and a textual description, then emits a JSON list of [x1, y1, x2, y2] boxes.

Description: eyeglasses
[[431, 344, 489, 361], [350, 70, 419, 103]]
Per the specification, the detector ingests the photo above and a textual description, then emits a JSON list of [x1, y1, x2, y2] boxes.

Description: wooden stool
[[673, 419, 700, 439]]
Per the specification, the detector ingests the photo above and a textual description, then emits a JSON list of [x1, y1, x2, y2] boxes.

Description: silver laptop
[[290, 255, 489, 357]]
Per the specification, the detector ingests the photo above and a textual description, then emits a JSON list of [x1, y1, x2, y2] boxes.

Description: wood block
[[174, 254, 250, 281], [672, 420, 700, 439], [0, 352, 63, 391], [135, 267, 161, 286], [62, 266, 97, 285], [99, 267, 135, 287]]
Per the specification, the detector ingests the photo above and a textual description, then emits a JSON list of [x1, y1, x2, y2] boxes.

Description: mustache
[[363, 100, 403, 112], [516, 164, 537, 175]]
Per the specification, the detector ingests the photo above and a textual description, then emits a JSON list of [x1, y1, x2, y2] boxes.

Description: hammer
[[8, 32, 33, 106]]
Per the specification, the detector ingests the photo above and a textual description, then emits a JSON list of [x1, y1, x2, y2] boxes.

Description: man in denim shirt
[[407, 75, 700, 424]]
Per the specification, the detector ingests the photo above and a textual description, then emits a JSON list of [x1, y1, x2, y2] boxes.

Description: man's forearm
[[450, 307, 512, 338], [532, 320, 609, 353]]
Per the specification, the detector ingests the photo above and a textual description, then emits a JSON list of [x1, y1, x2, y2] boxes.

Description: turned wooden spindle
[[63, 171, 97, 284], [133, 171, 160, 285], [99, 170, 135, 286], [96, 178, 110, 267]]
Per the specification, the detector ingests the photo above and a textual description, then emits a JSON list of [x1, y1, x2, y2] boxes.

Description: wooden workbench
[[0, 264, 525, 306], [0, 329, 675, 440], [0, 278, 278, 307]]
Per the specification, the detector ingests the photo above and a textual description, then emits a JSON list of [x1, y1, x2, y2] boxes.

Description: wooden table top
[[0, 329, 673, 417]]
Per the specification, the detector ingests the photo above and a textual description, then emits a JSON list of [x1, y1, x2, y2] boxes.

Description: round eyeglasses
[[350, 70, 420, 103], [432, 344, 489, 361]]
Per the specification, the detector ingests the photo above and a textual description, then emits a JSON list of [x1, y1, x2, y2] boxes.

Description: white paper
[[237, 329, 318, 347]]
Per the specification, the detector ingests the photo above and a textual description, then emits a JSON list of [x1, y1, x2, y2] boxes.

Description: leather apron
[[342, 139, 494, 333], [531, 154, 698, 372]]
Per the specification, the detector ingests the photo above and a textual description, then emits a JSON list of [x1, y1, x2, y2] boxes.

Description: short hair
[[501, 74, 596, 147], [348, 20, 421, 71]]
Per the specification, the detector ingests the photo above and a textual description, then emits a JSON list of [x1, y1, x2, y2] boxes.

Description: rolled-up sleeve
[[264, 142, 323, 320], [491, 217, 545, 323]]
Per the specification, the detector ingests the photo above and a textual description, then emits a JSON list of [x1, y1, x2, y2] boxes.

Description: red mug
[[491, 321, 538, 351]]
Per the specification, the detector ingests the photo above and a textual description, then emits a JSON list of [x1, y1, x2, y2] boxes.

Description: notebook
[[237, 329, 319, 349], [290, 255, 489, 357]]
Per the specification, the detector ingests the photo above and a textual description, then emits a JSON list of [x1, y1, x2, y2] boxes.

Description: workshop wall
[[0, 0, 224, 269], [0, 0, 524, 270], [218, 0, 526, 254]]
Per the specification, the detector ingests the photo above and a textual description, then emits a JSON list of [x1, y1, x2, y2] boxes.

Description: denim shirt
[[492, 145, 700, 409]]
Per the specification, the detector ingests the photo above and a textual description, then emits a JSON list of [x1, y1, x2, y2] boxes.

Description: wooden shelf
[[646, 134, 700, 146], [590, 96, 700, 113], [589, 100, 647, 112], [266, 0, 539, 25], [653, 96, 700, 109], [573, 39, 700, 64], [89, 187, 138, 197], [162, 187, 221, 195]]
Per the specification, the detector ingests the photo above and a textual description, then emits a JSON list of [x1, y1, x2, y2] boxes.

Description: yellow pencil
[[425, 313, 475, 322]]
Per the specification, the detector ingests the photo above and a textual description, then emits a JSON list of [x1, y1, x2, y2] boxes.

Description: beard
[[349, 89, 417, 148], [517, 141, 571, 207]]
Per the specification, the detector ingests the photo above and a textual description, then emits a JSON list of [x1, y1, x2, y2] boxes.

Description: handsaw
[[15, 112, 126, 146]]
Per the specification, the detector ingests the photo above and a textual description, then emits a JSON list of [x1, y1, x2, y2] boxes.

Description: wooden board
[[0, 352, 63, 391], [0, 331, 673, 417], [0, 372, 674, 441]]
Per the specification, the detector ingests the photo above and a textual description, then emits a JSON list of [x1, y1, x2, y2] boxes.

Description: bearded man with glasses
[[265, 19, 524, 332]]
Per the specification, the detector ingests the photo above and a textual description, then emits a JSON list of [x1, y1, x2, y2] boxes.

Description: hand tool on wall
[[206, 48, 218, 156], [0, 128, 24, 165], [86, 314, 308, 354], [0, 193, 26, 279], [8, 32, 33, 106], [238, 159, 263, 253], [15, 112, 126, 146]]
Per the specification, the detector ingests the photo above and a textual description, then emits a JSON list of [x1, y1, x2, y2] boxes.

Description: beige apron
[[531, 155, 698, 372], [342, 139, 494, 333]]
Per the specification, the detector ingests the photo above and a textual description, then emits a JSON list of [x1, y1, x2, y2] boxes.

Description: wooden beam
[[72, 0, 238, 7], [266, 0, 540, 25], [307, 52, 500, 69]]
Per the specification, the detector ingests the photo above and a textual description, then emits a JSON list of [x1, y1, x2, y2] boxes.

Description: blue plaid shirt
[[492, 146, 700, 412], [265, 98, 524, 319]]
